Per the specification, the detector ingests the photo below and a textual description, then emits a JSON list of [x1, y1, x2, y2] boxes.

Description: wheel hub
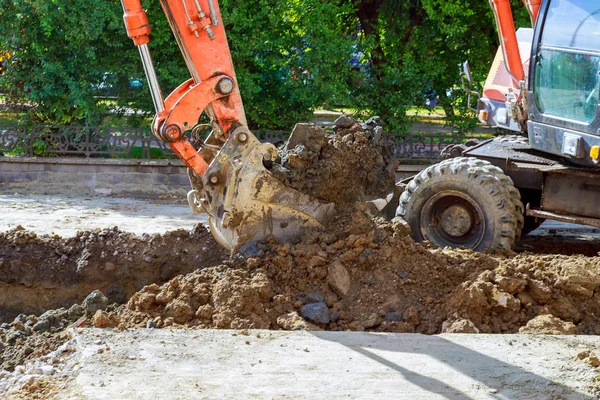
[[440, 205, 473, 237], [420, 190, 485, 249]]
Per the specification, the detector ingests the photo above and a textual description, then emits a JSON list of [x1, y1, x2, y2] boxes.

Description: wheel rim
[[419, 190, 486, 249]]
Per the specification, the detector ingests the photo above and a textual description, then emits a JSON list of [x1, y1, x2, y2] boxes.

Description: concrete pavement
[[53, 329, 600, 399]]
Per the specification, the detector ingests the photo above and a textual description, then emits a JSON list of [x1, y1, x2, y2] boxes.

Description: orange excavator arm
[[121, 0, 246, 177], [488, 0, 525, 86], [488, 0, 542, 88], [522, 0, 542, 25], [479, 0, 543, 131], [120, 0, 334, 253]]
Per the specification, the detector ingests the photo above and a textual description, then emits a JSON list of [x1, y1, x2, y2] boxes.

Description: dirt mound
[[113, 207, 494, 332], [272, 118, 395, 205], [441, 253, 600, 334], [0, 224, 226, 323], [109, 208, 600, 336]]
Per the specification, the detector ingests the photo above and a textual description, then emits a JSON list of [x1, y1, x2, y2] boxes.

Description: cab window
[[534, 0, 600, 123]]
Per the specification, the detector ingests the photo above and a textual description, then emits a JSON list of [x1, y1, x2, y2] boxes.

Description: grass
[[405, 106, 446, 117], [0, 112, 23, 125], [114, 146, 174, 160]]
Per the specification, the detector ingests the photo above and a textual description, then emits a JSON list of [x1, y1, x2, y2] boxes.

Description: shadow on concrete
[[313, 332, 593, 400]]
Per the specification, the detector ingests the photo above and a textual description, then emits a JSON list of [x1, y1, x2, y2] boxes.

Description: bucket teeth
[[198, 128, 334, 252]]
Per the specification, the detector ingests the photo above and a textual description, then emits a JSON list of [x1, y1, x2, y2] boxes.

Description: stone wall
[[0, 157, 189, 197], [0, 157, 426, 197]]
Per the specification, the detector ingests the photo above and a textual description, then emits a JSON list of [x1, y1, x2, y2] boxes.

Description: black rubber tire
[[397, 157, 523, 251]]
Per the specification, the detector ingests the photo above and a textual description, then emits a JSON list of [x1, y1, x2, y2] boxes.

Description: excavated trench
[[0, 225, 227, 324], [2, 118, 600, 373]]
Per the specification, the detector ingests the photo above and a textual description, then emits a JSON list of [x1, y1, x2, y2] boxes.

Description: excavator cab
[[527, 0, 600, 167], [478, 0, 600, 167]]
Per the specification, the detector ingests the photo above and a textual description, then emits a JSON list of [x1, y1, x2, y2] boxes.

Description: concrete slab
[[55, 329, 600, 399]]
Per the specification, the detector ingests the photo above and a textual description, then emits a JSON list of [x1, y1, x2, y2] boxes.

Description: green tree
[[0, 0, 357, 130], [344, 0, 427, 132], [218, 0, 356, 130], [0, 0, 143, 125], [0, 0, 531, 131]]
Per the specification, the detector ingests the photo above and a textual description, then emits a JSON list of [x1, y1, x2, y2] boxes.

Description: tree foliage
[[0, 0, 531, 131], [219, 0, 356, 129], [0, 0, 137, 124]]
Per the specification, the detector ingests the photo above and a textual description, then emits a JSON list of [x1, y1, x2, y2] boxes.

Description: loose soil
[[113, 212, 600, 337], [2, 117, 600, 382], [272, 118, 395, 205]]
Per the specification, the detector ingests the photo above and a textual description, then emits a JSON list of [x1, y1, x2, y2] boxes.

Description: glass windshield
[[542, 0, 600, 52], [534, 0, 600, 123], [535, 49, 600, 122]]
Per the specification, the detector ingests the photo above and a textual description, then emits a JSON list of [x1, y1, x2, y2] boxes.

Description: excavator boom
[[121, 0, 243, 176], [120, 0, 334, 252]]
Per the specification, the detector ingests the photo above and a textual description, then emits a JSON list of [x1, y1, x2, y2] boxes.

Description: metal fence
[[0, 125, 175, 160], [0, 125, 481, 163]]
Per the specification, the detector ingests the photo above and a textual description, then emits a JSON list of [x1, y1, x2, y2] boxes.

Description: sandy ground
[[0, 194, 208, 236], [26, 329, 600, 400]]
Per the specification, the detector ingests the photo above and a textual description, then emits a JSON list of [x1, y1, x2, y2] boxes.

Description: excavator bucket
[[188, 127, 335, 253]]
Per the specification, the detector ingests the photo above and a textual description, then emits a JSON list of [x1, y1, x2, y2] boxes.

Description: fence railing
[[0, 125, 176, 160], [0, 125, 482, 163]]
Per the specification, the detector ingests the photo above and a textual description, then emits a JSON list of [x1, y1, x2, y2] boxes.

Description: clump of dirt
[[272, 117, 395, 205], [1, 289, 116, 371], [519, 315, 577, 334], [0, 224, 226, 323], [0, 312, 74, 372]]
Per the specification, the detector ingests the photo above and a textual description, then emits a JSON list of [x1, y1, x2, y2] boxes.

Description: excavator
[[121, 0, 600, 252]]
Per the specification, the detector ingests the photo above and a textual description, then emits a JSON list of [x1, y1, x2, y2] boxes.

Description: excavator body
[[122, 0, 600, 253], [398, 0, 600, 251], [479, 0, 600, 169]]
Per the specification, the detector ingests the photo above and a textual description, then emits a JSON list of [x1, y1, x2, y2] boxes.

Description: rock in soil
[[83, 290, 109, 316], [300, 302, 330, 325]]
